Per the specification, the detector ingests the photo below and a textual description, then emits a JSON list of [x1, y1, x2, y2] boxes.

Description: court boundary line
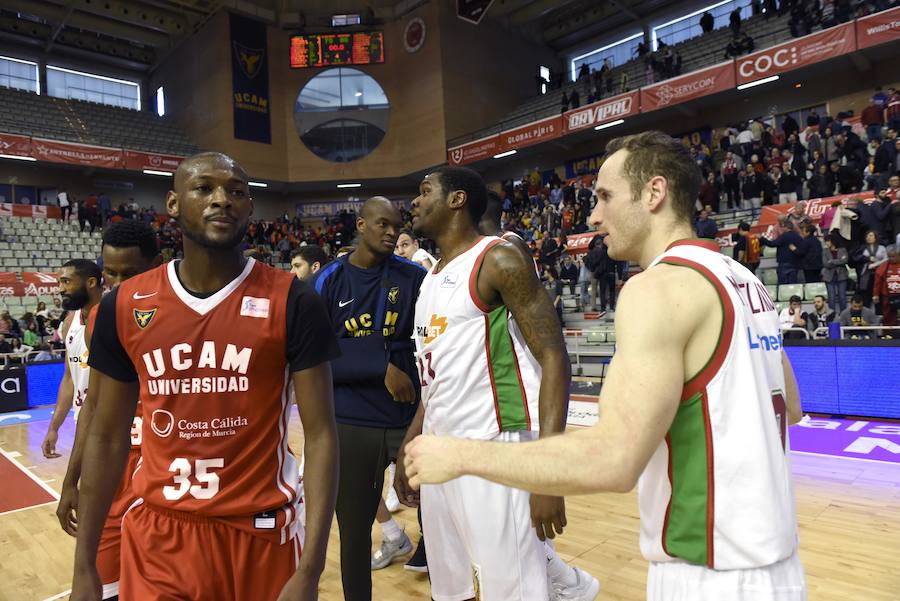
[[0, 499, 57, 517], [791, 450, 900, 467], [42, 590, 71, 601], [0, 446, 60, 499]]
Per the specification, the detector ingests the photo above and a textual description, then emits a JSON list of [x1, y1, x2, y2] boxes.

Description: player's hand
[[385, 362, 416, 403], [57, 480, 79, 536], [873, 295, 879, 303], [404, 435, 462, 489], [530, 494, 567, 541], [393, 445, 420, 507], [42, 428, 62, 458], [276, 569, 319, 601], [69, 563, 101, 601]]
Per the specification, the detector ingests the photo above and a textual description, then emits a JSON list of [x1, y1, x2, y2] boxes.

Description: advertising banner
[[855, 5, 900, 49], [230, 13, 272, 144], [124, 151, 184, 172], [447, 134, 501, 165], [0, 133, 32, 158], [563, 91, 639, 133], [498, 115, 563, 152], [735, 22, 856, 84], [31, 139, 123, 169], [640, 61, 736, 112]]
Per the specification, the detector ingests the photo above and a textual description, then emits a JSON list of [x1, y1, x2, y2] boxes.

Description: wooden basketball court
[[1, 411, 898, 601]]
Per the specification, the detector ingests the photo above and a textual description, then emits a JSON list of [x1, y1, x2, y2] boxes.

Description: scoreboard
[[290, 32, 385, 68]]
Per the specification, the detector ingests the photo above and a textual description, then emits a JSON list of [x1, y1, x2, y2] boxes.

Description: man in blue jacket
[[312, 196, 427, 601], [761, 220, 804, 284]]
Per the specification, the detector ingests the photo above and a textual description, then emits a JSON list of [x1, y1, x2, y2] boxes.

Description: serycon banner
[[0, 366, 28, 413], [230, 13, 271, 144]]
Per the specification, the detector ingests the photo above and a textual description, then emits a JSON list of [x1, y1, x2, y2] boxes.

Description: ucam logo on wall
[[735, 22, 857, 84]]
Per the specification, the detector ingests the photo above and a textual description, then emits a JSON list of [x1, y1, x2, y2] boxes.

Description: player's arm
[[42, 314, 74, 458], [480, 243, 571, 539], [71, 292, 139, 601], [283, 363, 338, 597], [394, 401, 425, 507], [781, 352, 802, 425], [58, 323, 100, 534], [406, 270, 701, 496]]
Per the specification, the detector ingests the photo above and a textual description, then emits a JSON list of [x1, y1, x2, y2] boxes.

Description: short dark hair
[[738, 221, 751, 232], [814, 294, 827, 302], [291, 245, 328, 267], [604, 130, 701, 223], [851, 294, 864, 304], [789, 295, 802, 304], [434, 166, 488, 224], [61, 259, 102, 283], [102, 219, 159, 260]]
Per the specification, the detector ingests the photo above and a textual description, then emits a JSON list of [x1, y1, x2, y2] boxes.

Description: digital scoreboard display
[[290, 32, 385, 68]]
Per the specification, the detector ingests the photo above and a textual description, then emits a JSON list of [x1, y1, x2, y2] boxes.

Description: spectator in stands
[[560, 91, 569, 114], [884, 87, 900, 132], [782, 114, 800, 140], [569, 89, 580, 110], [290, 245, 329, 282], [762, 221, 803, 283], [806, 295, 836, 336], [741, 164, 763, 209], [887, 176, 900, 239], [779, 295, 808, 339], [793, 223, 823, 283], [777, 165, 800, 204], [808, 164, 832, 199], [32, 343, 58, 362], [873, 135, 897, 189], [873, 245, 900, 328], [57, 189, 71, 223], [724, 38, 743, 59], [698, 173, 721, 212], [786, 201, 809, 230], [2, 311, 20, 338], [98, 192, 112, 227], [23, 321, 40, 348], [862, 97, 885, 143], [858, 230, 887, 305], [544, 266, 564, 324], [855, 194, 892, 243], [839, 294, 879, 337], [578, 62, 590, 81], [48, 297, 63, 321], [0, 334, 11, 354], [694, 209, 719, 239], [729, 6, 742, 35], [35, 301, 48, 320], [539, 234, 558, 267], [559, 254, 579, 296], [734, 222, 761, 273], [720, 152, 742, 209], [700, 10, 714, 33]]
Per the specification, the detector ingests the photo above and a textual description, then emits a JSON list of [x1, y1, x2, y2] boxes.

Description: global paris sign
[[563, 91, 639, 134]]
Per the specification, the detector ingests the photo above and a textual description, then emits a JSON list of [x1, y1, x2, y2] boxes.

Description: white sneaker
[[550, 566, 600, 601], [385, 463, 401, 512], [371, 530, 413, 570]]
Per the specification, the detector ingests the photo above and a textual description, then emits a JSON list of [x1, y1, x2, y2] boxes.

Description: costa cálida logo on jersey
[[134, 308, 157, 329]]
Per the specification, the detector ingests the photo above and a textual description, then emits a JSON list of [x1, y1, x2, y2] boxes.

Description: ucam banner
[[563, 91, 639, 133], [124, 150, 183, 172], [498, 115, 563, 152], [855, 5, 900, 49], [735, 22, 856, 84], [230, 13, 271, 144], [640, 61, 736, 112], [447, 134, 501, 165], [0, 133, 31, 158], [31, 138, 124, 169]]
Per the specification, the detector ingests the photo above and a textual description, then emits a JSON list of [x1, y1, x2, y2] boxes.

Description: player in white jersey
[[393, 165, 573, 601], [42, 259, 103, 458], [406, 131, 807, 601], [479, 191, 600, 600]]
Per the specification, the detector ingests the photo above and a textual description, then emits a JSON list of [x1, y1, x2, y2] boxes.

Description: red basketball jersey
[[113, 259, 299, 526]]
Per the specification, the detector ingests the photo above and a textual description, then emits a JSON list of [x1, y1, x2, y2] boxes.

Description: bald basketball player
[[70, 152, 340, 601], [57, 219, 162, 601], [406, 131, 806, 601]]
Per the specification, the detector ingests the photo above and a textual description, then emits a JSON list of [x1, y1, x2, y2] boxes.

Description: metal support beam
[[510, 0, 580, 26], [45, 1, 76, 52]]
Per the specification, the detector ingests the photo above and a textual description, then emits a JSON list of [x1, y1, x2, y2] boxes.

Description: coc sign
[[0, 367, 27, 413], [564, 92, 638, 134], [736, 23, 856, 84]]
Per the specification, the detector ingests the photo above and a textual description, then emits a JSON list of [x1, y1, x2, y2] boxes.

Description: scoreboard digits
[[290, 32, 385, 68]]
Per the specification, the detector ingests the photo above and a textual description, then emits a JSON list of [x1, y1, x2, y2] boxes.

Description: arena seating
[[0, 86, 198, 157], [450, 11, 792, 144]]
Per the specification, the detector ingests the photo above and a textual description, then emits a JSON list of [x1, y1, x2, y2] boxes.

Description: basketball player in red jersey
[[70, 152, 340, 601], [57, 219, 162, 600]]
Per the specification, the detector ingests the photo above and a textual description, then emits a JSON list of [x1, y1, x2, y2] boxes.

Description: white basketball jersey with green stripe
[[638, 239, 799, 571], [414, 236, 541, 439]]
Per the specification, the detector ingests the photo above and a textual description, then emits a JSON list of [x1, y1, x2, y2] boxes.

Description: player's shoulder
[[622, 264, 715, 315], [390, 253, 428, 274], [250, 259, 297, 288], [116, 263, 169, 302], [310, 257, 345, 294]]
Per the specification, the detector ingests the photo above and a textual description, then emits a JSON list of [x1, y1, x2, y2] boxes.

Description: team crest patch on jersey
[[240, 296, 270, 318], [388, 286, 400, 304], [133, 308, 157, 329]]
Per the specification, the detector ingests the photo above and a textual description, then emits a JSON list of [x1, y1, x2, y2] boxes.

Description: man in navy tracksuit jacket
[[311, 198, 426, 601]]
